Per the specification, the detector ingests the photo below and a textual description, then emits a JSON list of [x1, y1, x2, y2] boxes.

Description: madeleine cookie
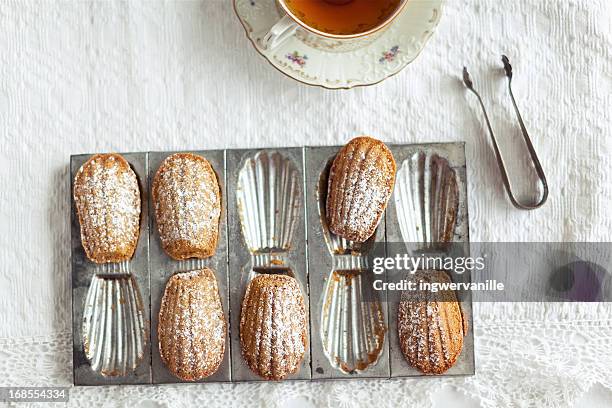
[[326, 136, 396, 242], [240, 274, 308, 380], [158, 268, 227, 381], [73, 153, 141, 264], [397, 270, 467, 374], [152, 153, 221, 260]]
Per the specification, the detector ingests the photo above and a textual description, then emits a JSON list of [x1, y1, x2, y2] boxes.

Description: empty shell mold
[[394, 151, 459, 250], [82, 273, 147, 377], [321, 270, 386, 374], [236, 151, 301, 253]]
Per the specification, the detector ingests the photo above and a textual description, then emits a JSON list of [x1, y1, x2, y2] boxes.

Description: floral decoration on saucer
[[234, 0, 444, 89]]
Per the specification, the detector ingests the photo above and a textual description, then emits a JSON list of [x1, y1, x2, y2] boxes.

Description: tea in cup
[[262, 0, 408, 51]]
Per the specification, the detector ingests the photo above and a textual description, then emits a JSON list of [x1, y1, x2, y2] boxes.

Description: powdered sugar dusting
[[158, 268, 226, 381], [152, 153, 221, 260], [326, 137, 395, 242], [73, 154, 141, 264], [397, 270, 465, 374], [240, 274, 307, 380]]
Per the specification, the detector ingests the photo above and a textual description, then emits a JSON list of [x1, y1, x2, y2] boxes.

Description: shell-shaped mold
[[82, 274, 147, 377], [240, 274, 308, 380], [321, 270, 386, 374], [397, 270, 466, 374], [158, 269, 226, 381], [152, 153, 221, 260], [73, 153, 141, 264], [395, 151, 459, 249], [326, 136, 396, 243], [237, 151, 301, 253], [317, 158, 376, 256]]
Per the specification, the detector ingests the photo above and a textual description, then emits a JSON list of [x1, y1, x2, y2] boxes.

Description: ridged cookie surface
[[397, 270, 467, 374], [326, 136, 396, 242], [158, 268, 226, 381], [152, 153, 221, 260], [73, 153, 141, 264], [240, 274, 308, 380]]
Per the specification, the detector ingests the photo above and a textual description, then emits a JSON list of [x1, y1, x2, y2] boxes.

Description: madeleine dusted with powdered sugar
[[158, 268, 226, 381], [240, 274, 308, 380], [152, 153, 221, 260], [73, 153, 141, 264], [326, 136, 396, 242], [398, 270, 467, 374]]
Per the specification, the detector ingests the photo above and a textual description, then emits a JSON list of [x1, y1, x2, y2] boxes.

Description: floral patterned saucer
[[233, 0, 444, 89]]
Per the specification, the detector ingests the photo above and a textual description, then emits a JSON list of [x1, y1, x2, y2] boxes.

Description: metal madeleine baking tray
[[70, 142, 474, 386]]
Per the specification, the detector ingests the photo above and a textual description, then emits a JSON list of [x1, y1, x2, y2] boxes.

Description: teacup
[[261, 0, 409, 53]]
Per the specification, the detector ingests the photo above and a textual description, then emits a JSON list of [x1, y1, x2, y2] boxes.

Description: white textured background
[[0, 0, 611, 407]]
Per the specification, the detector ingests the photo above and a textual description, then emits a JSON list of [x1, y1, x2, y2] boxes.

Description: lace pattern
[[1, 304, 610, 407]]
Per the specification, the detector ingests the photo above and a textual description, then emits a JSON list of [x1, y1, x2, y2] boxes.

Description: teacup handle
[[261, 15, 298, 50]]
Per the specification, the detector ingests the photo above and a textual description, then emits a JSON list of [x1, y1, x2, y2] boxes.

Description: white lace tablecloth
[[1, 0, 611, 406]]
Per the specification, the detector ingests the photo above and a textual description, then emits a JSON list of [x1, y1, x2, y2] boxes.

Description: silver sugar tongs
[[462, 55, 549, 210]]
